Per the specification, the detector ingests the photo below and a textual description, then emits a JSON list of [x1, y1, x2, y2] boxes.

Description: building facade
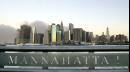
[[30, 25, 37, 43], [51, 23, 57, 44], [16, 24, 31, 44], [73, 28, 83, 44]]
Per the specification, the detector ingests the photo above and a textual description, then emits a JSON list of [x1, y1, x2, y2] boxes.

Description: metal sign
[[0, 52, 129, 69]]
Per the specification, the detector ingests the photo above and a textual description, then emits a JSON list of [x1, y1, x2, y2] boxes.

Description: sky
[[0, 0, 129, 37]]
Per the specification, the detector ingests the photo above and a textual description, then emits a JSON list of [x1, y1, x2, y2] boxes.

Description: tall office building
[[69, 23, 74, 31], [99, 32, 107, 43], [110, 35, 115, 42], [73, 28, 83, 43], [82, 30, 86, 42], [106, 27, 110, 42], [86, 32, 90, 42], [56, 24, 62, 44], [34, 33, 44, 44], [30, 25, 37, 43], [95, 35, 100, 43], [43, 30, 49, 44], [43, 25, 52, 45], [64, 30, 71, 43], [56, 24, 61, 31], [51, 23, 57, 44], [60, 21, 64, 44], [15, 29, 20, 44], [89, 32, 94, 42], [48, 31, 51, 44], [16, 24, 31, 44], [48, 25, 51, 31], [115, 34, 128, 42], [60, 21, 64, 31], [56, 31, 62, 44], [69, 23, 74, 41]]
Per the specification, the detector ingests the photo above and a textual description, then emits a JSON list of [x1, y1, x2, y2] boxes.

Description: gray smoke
[[30, 21, 49, 33], [0, 21, 68, 44], [0, 24, 17, 44]]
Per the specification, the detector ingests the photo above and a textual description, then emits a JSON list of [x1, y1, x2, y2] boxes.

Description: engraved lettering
[[83, 56, 88, 64], [116, 56, 120, 64], [20, 56, 28, 64], [94, 56, 99, 64], [62, 57, 65, 64], [41, 56, 48, 64], [31, 56, 38, 64], [67, 56, 70, 64], [74, 56, 81, 64], [51, 56, 59, 64], [101, 56, 109, 64], [8, 56, 17, 64]]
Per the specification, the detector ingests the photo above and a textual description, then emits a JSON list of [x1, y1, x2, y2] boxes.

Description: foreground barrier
[[0, 45, 129, 72]]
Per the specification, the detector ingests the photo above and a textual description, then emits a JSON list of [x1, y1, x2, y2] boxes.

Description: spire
[[60, 21, 64, 44], [60, 21, 64, 31], [30, 25, 36, 43], [106, 27, 110, 36], [106, 27, 110, 42]]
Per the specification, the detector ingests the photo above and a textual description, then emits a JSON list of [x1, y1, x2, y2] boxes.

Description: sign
[[0, 52, 129, 69]]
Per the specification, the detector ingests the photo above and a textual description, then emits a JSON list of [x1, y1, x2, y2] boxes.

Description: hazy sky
[[0, 0, 129, 36]]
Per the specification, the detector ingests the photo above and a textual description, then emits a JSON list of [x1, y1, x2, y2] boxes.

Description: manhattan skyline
[[0, 0, 129, 37]]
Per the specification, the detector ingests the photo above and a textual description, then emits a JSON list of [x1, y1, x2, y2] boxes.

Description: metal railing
[[0, 45, 129, 72]]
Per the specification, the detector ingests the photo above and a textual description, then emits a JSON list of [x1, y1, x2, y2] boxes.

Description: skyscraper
[[73, 28, 83, 44], [35, 33, 44, 44], [56, 24, 61, 31], [110, 35, 115, 42], [69, 23, 74, 31], [69, 23, 74, 41], [99, 33, 107, 43], [16, 24, 31, 44], [89, 32, 94, 43], [115, 34, 128, 42], [15, 29, 20, 44], [95, 35, 100, 43], [60, 21, 64, 44], [60, 21, 64, 31], [64, 31, 70, 44], [43, 30, 49, 45], [106, 27, 110, 42], [51, 23, 57, 44], [86, 32, 90, 42], [82, 30, 86, 42], [30, 25, 37, 43], [56, 31, 62, 44]]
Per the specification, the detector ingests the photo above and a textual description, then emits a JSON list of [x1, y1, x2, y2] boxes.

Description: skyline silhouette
[[0, 0, 129, 37]]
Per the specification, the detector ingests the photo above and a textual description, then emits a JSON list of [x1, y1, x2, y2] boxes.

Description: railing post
[[89, 51, 95, 70], [0, 51, 4, 69]]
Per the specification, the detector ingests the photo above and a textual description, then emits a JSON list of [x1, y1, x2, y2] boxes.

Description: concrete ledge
[[0, 69, 129, 72], [0, 45, 129, 52]]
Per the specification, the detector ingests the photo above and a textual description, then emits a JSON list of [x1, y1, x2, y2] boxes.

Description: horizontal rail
[[0, 45, 129, 72], [0, 69, 129, 72], [0, 45, 129, 52]]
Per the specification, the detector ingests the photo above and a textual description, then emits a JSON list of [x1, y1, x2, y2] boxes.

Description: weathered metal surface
[[0, 69, 129, 72], [0, 45, 129, 51], [0, 52, 129, 68], [0, 45, 129, 72]]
